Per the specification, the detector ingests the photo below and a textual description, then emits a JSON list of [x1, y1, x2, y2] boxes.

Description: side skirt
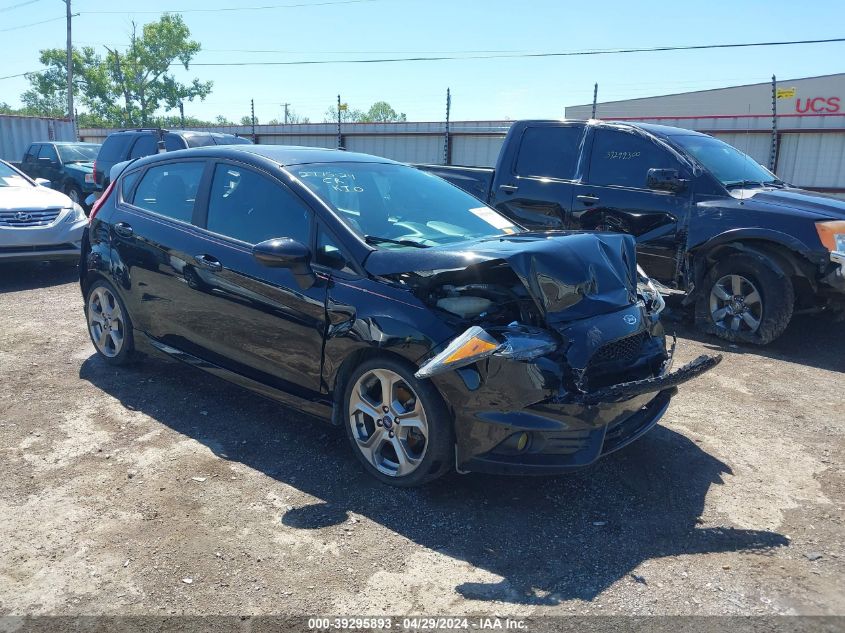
[[140, 332, 334, 421]]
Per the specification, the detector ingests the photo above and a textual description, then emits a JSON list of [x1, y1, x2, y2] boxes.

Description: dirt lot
[[0, 261, 843, 617]]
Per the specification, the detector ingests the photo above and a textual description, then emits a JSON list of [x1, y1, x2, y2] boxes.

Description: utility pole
[[179, 101, 185, 128], [443, 87, 451, 165], [769, 75, 778, 172], [591, 82, 598, 119], [337, 94, 342, 149], [282, 102, 290, 125], [64, 0, 74, 134], [251, 98, 256, 143]]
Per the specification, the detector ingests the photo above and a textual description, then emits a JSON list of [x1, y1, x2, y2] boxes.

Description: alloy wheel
[[709, 274, 763, 333], [67, 188, 80, 205], [88, 286, 126, 358], [348, 368, 429, 477]]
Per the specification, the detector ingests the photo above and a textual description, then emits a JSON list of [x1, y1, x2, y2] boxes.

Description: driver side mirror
[[647, 168, 687, 193], [252, 238, 316, 289], [34, 178, 51, 187]]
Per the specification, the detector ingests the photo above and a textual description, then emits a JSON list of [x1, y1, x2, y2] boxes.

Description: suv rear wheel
[[697, 251, 794, 345]]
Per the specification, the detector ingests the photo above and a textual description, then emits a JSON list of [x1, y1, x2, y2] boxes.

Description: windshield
[[294, 162, 518, 248], [671, 134, 778, 187], [57, 144, 99, 163], [0, 162, 31, 187]]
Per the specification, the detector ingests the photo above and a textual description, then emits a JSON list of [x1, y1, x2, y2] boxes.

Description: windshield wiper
[[364, 234, 429, 249], [725, 179, 786, 189]]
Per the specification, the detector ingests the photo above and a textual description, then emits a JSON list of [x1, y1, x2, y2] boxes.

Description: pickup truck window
[[588, 128, 675, 188], [515, 126, 581, 180], [670, 134, 778, 187], [24, 145, 40, 163], [38, 144, 59, 163]]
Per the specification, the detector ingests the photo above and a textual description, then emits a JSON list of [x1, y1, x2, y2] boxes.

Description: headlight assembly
[[816, 220, 845, 260], [415, 324, 558, 379], [63, 203, 85, 223]]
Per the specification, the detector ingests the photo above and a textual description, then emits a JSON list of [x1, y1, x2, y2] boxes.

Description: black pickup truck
[[419, 120, 845, 344]]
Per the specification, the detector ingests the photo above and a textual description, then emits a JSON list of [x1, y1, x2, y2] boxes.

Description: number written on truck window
[[588, 129, 676, 188]]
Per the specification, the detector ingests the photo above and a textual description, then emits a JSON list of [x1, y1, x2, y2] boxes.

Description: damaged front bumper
[[425, 308, 721, 475]]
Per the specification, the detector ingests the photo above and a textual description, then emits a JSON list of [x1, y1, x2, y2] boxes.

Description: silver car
[[0, 160, 87, 262]]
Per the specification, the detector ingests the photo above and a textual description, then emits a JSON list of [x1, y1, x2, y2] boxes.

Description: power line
[[181, 37, 845, 67], [82, 0, 383, 14], [0, 0, 43, 12], [0, 14, 72, 32]]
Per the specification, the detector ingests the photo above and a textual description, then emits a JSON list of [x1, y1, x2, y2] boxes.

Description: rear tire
[[342, 357, 453, 487], [696, 251, 794, 345], [85, 278, 135, 365]]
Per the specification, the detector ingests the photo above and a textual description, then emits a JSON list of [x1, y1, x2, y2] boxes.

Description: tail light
[[89, 179, 116, 224]]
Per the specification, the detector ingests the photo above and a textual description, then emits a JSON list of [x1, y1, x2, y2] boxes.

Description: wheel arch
[[690, 230, 819, 302]]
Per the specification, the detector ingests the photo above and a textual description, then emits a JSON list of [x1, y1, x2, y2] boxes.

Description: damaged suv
[[81, 145, 720, 486]]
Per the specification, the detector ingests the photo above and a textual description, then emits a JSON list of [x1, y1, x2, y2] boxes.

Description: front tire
[[85, 279, 135, 364], [65, 183, 84, 209], [342, 357, 453, 487], [696, 251, 794, 345]]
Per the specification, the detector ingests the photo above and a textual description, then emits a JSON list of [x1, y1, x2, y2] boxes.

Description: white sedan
[[0, 159, 87, 262]]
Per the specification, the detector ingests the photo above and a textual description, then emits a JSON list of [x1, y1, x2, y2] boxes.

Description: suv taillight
[[92, 160, 98, 183], [89, 179, 116, 224]]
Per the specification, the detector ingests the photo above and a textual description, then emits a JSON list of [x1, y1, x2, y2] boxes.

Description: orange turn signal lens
[[445, 335, 499, 364], [816, 221, 845, 252]]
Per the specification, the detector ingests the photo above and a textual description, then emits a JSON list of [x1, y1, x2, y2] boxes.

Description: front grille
[[589, 330, 649, 366], [0, 208, 62, 227]]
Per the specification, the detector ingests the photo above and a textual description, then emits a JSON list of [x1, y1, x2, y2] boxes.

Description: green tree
[[361, 101, 406, 123], [239, 115, 257, 125], [324, 101, 405, 123], [20, 14, 211, 127]]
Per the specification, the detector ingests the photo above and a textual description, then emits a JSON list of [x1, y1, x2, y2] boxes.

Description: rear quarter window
[[98, 134, 134, 162], [515, 125, 583, 180]]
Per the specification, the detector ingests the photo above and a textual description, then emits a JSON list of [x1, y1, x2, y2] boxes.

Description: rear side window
[[515, 126, 582, 180], [98, 134, 134, 161], [131, 161, 205, 223], [24, 145, 40, 162], [164, 134, 187, 151], [185, 134, 214, 148], [38, 144, 59, 162], [120, 169, 142, 201], [129, 135, 158, 159], [205, 163, 311, 245], [588, 128, 676, 188]]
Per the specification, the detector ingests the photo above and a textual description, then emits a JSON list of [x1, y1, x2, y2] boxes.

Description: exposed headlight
[[816, 221, 845, 261], [637, 265, 666, 315], [64, 203, 85, 223], [415, 324, 558, 379]]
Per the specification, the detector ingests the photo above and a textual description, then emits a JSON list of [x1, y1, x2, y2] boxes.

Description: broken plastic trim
[[637, 265, 666, 315], [415, 324, 559, 379]]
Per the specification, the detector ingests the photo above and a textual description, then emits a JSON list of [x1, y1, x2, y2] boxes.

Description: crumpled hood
[[0, 185, 72, 210], [728, 186, 845, 221], [365, 231, 638, 323]]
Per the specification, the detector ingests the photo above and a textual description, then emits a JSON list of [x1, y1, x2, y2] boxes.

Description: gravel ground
[[0, 261, 843, 617]]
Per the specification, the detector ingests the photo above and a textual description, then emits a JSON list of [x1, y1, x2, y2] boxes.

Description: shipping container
[[0, 115, 77, 163]]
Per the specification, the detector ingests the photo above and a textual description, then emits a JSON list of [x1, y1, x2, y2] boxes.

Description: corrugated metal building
[[79, 120, 512, 168], [566, 73, 845, 195], [0, 114, 77, 162]]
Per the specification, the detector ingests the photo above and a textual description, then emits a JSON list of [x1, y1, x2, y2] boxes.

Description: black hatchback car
[[81, 145, 719, 486]]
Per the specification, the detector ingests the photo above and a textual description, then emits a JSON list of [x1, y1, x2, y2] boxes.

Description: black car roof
[[131, 144, 399, 168]]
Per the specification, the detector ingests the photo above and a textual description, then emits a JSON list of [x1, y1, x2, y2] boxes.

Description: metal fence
[[79, 121, 512, 168], [0, 114, 77, 162]]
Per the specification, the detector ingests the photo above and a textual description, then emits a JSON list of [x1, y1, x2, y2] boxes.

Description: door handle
[[195, 254, 223, 272], [499, 184, 519, 194], [576, 194, 600, 206], [114, 222, 134, 237]]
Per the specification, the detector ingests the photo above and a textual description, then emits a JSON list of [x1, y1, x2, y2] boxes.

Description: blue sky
[[1, 0, 844, 123]]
